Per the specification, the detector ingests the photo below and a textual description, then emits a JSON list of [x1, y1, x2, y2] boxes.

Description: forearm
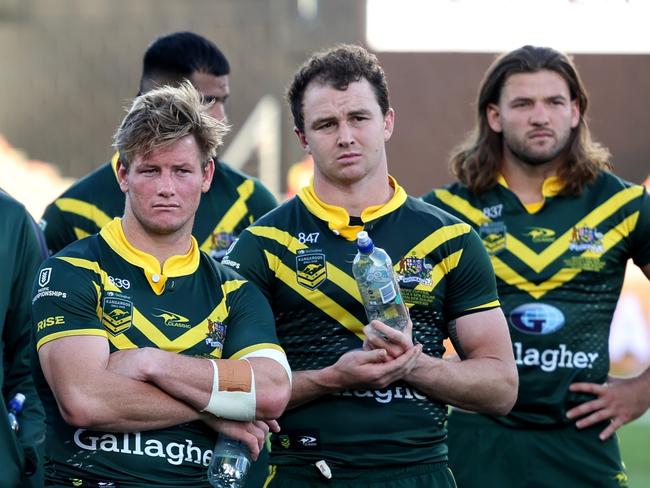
[[288, 368, 340, 410], [406, 353, 518, 415], [53, 369, 201, 431], [135, 349, 290, 419]]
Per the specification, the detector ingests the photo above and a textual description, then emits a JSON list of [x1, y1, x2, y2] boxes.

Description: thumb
[[364, 348, 389, 363]]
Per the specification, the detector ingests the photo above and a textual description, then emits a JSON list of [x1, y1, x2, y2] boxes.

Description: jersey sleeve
[[220, 275, 281, 359], [444, 227, 500, 319], [41, 201, 78, 255], [222, 228, 276, 300], [630, 186, 650, 267], [31, 257, 105, 350]]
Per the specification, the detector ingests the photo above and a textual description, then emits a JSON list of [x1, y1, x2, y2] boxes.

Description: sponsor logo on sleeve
[[38, 267, 52, 287]]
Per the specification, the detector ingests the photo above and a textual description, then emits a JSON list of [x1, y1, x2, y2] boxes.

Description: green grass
[[618, 417, 650, 487]]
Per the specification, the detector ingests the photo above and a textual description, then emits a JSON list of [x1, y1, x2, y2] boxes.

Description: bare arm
[[365, 308, 518, 415], [107, 347, 291, 420], [566, 262, 650, 440], [39, 336, 201, 431], [288, 345, 422, 409]]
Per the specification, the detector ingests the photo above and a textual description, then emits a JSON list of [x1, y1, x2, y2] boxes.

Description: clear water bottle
[[7, 393, 25, 432], [207, 436, 251, 488], [352, 231, 409, 332]]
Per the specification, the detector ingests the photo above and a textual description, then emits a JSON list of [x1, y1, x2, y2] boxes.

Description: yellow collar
[[297, 176, 407, 240], [100, 218, 200, 295], [498, 174, 564, 214]]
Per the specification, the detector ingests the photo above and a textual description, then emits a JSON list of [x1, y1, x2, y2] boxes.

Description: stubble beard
[[504, 130, 572, 168]]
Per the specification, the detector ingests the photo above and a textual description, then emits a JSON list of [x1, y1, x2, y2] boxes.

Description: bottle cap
[[356, 231, 374, 253]]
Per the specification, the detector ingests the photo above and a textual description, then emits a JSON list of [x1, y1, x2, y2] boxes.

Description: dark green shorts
[[447, 410, 628, 488], [264, 462, 456, 488]]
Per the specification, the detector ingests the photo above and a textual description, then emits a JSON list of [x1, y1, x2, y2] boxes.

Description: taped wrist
[[202, 358, 256, 421]]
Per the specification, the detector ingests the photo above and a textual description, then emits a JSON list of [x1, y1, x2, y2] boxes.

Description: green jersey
[[423, 172, 650, 427], [32, 218, 283, 487], [223, 178, 499, 467], [0, 191, 46, 487], [41, 154, 278, 259]]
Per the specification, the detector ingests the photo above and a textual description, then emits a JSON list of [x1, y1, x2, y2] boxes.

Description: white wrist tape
[[202, 359, 256, 421], [242, 348, 292, 385]]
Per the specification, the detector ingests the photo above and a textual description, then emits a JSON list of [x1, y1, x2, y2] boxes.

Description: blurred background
[[0, 0, 648, 483]]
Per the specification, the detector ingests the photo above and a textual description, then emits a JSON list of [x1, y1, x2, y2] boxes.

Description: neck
[[120, 215, 193, 268], [500, 154, 561, 205], [313, 172, 393, 216]]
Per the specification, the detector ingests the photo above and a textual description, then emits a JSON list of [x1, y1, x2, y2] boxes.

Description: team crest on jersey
[[569, 225, 604, 253], [479, 221, 507, 255], [524, 227, 556, 243], [278, 434, 290, 449], [205, 318, 227, 352], [210, 231, 236, 260], [101, 291, 133, 335], [396, 256, 432, 285], [296, 250, 327, 290]]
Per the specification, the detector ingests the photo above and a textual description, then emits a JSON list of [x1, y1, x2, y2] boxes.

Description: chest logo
[[524, 227, 556, 243], [569, 226, 604, 253], [296, 251, 327, 290], [397, 256, 433, 286], [509, 303, 565, 335], [101, 292, 133, 335], [153, 309, 190, 328], [205, 318, 227, 353], [38, 267, 52, 287], [479, 221, 507, 255]]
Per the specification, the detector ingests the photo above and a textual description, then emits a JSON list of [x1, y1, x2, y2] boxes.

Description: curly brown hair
[[451, 45, 611, 195]]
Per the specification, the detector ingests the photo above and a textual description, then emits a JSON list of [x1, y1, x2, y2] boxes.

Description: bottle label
[[378, 282, 397, 304]]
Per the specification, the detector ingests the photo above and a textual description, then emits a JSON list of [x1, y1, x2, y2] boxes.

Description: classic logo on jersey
[[509, 303, 565, 335], [205, 318, 227, 351], [396, 256, 433, 286], [153, 309, 190, 328], [210, 231, 236, 260], [479, 221, 507, 254], [524, 227, 556, 243], [101, 292, 133, 335], [296, 249, 327, 290], [569, 225, 604, 253], [38, 267, 52, 287]]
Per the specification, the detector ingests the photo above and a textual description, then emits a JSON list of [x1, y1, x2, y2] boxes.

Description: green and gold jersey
[[423, 172, 650, 428], [223, 178, 499, 467], [41, 154, 278, 258], [31, 218, 282, 487]]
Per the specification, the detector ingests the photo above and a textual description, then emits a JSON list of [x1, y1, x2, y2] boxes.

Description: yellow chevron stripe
[[494, 212, 640, 298], [56, 257, 120, 293], [437, 186, 644, 273], [74, 227, 91, 239], [37, 329, 108, 350], [400, 223, 471, 261], [107, 333, 137, 350], [55, 198, 113, 229], [200, 180, 255, 252], [433, 189, 489, 226], [130, 280, 247, 353], [247, 226, 308, 254], [265, 250, 365, 340]]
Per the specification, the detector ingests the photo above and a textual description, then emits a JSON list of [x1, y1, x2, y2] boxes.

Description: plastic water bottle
[[352, 231, 409, 332], [7, 393, 25, 432], [207, 436, 251, 488]]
